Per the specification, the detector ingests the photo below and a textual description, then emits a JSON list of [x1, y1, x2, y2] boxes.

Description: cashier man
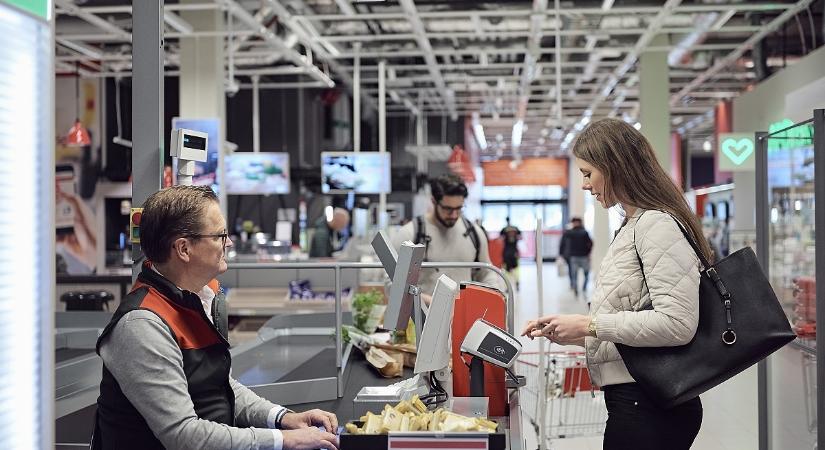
[[94, 185, 339, 450]]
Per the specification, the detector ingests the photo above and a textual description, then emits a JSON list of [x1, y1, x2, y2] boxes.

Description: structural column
[[179, 1, 225, 120], [567, 159, 584, 220], [132, 0, 164, 279], [378, 60, 387, 229], [589, 202, 610, 287], [639, 34, 671, 173], [179, 1, 227, 211]]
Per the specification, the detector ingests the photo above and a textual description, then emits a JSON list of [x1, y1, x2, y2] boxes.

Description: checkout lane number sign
[[717, 133, 756, 171]]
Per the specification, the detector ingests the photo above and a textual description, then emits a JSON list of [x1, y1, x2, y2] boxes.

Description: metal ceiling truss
[[54, 0, 821, 156]]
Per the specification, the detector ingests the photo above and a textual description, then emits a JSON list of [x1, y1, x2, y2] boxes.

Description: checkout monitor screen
[[224, 152, 290, 195], [321, 152, 391, 194]]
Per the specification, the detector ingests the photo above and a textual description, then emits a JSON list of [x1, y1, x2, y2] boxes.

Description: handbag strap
[[632, 210, 736, 345]]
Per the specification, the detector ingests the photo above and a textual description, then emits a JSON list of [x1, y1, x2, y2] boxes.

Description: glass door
[[761, 118, 818, 450]]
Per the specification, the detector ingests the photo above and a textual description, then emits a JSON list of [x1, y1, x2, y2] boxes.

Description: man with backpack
[[391, 174, 503, 304]]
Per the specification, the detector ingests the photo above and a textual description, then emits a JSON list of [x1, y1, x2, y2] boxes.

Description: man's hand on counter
[[281, 427, 339, 450], [281, 409, 339, 432]]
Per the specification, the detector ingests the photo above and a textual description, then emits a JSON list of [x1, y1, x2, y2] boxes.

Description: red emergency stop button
[[130, 208, 144, 244]]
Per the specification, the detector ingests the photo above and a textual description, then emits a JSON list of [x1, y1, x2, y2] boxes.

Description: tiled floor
[[512, 262, 759, 450]]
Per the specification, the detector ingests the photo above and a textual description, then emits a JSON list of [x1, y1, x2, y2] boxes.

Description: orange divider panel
[[451, 282, 508, 416], [487, 238, 504, 269]]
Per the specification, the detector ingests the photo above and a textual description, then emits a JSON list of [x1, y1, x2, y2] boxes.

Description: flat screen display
[[225, 152, 290, 195], [321, 152, 391, 194]]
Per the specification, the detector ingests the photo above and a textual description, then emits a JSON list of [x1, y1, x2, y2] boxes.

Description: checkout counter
[[54, 237, 526, 450]]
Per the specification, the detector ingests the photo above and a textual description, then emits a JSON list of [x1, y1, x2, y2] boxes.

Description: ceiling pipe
[[398, 0, 458, 120], [163, 11, 194, 35], [54, 0, 131, 41], [512, 0, 548, 152], [295, 4, 791, 22], [227, 5, 275, 54], [219, 0, 335, 87], [749, 13, 771, 81], [670, 0, 816, 107], [261, 0, 377, 113], [667, 12, 718, 67], [560, 0, 682, 150]]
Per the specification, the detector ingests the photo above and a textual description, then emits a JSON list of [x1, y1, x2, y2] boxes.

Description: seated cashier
[[94, 185, 339, 450]]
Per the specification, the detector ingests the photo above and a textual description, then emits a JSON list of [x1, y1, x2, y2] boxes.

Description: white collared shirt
[[151, 265, 215, 322]]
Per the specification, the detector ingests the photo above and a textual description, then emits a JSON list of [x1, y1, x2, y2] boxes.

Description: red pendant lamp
[[65, 118, 91, 147], [65, 63, 91, 147]]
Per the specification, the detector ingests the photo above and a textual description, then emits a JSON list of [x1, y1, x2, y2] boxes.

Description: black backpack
[[413, 215, 480, 263]]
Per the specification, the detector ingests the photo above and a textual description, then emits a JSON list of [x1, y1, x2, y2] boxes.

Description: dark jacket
[[560, 226, 593, 259], [95, 264, 233, 449], [309, 218, 335, 257]]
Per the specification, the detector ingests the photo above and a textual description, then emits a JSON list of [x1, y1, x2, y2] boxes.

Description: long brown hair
[[572, 118, 713, 263]]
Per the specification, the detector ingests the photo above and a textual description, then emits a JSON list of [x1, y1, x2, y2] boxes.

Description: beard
[[435, 214, 458, 228]]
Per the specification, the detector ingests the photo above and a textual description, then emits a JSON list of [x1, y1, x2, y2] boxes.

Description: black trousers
[[602, 383, 703, 450]]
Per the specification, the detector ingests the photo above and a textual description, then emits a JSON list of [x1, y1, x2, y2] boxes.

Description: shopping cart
[[517, 351, 607, 447]]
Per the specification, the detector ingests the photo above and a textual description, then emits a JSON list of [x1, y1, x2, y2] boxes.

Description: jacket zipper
[[584, 345, 596, 398]]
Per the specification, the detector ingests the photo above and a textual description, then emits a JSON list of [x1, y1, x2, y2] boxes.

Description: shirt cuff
[[594, 313, 620, 343], [267, 406, 291, 429], [271, 429, 283, 450]]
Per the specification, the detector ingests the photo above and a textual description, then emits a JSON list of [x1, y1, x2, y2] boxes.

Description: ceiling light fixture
[[472, 112, 488, 151], [511, 120, 524, 149]]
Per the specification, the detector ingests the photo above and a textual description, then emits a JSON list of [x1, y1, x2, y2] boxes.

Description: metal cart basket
[[517, 351, 607, 447]]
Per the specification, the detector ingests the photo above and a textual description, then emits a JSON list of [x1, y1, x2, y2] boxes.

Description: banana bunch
[[344, 395, 498, 435]]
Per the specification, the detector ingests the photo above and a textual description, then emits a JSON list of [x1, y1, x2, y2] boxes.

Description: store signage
[[2, 0, 50, 20], [717, 133, 755, 171], [482, 158, 568, 187], [767, 118, 814, 152]]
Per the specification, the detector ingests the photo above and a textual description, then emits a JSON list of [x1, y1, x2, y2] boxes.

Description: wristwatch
[[587, 317, 598, 338]]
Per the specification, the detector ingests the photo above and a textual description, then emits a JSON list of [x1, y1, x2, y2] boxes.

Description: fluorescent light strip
[[511, 120, 524, 149]]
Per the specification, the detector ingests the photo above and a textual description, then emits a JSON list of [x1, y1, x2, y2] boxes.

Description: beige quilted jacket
[[586, 209, 701, 388]]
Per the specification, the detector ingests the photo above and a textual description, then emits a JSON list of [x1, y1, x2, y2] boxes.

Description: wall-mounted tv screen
[[225, 152, 290, 195], [321, 152, 391, 194]]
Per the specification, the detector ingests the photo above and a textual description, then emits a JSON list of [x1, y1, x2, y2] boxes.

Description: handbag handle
[[634, 211, 737, 345]]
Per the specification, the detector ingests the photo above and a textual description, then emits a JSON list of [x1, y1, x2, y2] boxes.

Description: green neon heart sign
[[721, 138, 755, 166]]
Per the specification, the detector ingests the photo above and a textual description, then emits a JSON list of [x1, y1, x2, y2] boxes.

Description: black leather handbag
[[615, 214, 796, 409]]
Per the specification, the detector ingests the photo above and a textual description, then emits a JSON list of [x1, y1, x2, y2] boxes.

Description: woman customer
[[522, 118, 711, 450]]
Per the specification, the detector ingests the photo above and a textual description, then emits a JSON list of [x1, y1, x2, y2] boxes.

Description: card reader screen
[[183, 134, 206, 150], [478, 333, 517, 365]]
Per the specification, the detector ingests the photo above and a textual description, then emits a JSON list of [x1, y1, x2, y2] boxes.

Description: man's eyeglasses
[[436, 202, 465, 214], [185, 233, 229, 246]]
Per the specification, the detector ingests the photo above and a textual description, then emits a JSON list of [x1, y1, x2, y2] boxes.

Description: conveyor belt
[[231, 335, 337, 386], [56, 348, 94, 363]]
